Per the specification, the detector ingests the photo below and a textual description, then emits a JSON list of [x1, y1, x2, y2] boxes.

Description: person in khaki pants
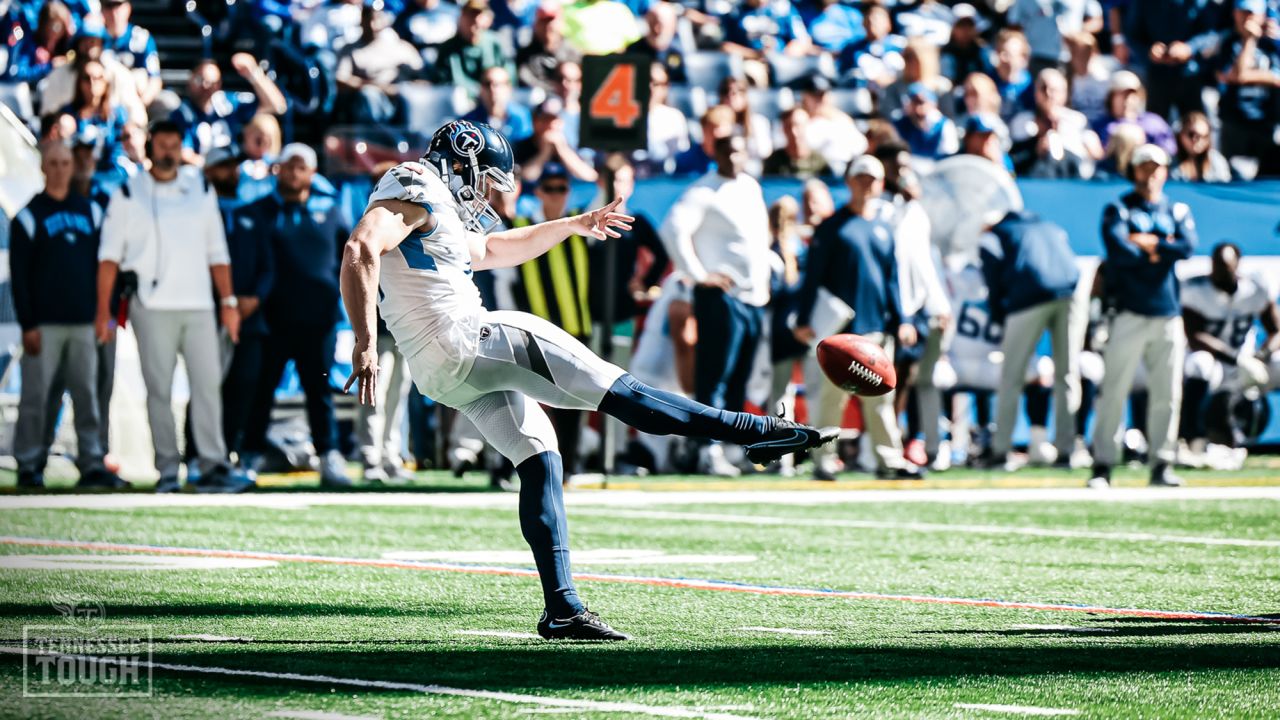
[[979, 210, 1083, 468], [1089, 144, 1196, 489], [793, 156, 922, 480]]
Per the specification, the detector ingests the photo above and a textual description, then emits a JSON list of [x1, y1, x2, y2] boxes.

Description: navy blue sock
[[1023, 385, 1051, 427], [516, 451, 583, 618], [598, 374, 774, 445]]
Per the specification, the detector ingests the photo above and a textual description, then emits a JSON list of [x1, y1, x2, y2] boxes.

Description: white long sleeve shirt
[[659, 171, 772, 308], [874, 196, 952, 320], [99, 167, 230, 311]]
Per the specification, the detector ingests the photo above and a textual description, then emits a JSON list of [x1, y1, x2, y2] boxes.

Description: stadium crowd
[[2, 0, 1279, 491]]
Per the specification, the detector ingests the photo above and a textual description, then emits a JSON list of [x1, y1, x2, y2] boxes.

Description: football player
[[1179, 242, 1280, 464], [340, 121, 837, 641]]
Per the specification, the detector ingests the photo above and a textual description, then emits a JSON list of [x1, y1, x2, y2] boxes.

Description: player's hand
[[220, 306, 241, 344], [793, 326, 817, 345], [21, 329, 40, 357], [936, 313, 952, 332], [344, 339, 379, 407], [1149, 42, 1168, 63], [898, 323, 919, 348], [238, 296, 260, 318], [95, 312, 115, 344], [573, 196, 634, 240], [1166, 41, 1192, 63], [230, 52, 261, 78], [699, 272, 735, 291], [1237, 355, 1270, 388]]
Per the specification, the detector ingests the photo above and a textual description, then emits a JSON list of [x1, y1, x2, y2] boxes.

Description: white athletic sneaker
[[1068, 438, 1093, 469], [1027, 427, 1058, 466], [699, 444, 741, 477], [449, 438, 485, 477], [1176, 439, 1207, 469], [930, 441, 952, 472]]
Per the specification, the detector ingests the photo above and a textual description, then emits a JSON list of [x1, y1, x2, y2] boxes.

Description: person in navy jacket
[[1090, 143, 1197, 489], [239, 144, 352, 487]]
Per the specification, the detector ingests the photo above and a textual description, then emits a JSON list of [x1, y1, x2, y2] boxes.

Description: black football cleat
[[1149, 463, 1184, 487], [537, 607, 630, 641], [745, 422, 840, 466]]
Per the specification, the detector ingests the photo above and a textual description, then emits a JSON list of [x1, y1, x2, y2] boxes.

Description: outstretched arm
[[341, 199, 431, 405], [473, 196, 633, 271]]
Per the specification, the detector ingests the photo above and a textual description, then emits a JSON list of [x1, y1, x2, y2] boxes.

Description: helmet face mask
[[426, 121, 516, 234]]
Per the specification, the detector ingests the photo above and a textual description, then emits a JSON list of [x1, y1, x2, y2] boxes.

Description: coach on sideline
[[1090, 144, 1195, 489], [980, 209, 1081, 468], [96, 120, 247, 493]]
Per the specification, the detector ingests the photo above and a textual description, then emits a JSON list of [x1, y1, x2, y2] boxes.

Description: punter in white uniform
[[339, 121, 836, 642], [1179, 242, 1280, 460]]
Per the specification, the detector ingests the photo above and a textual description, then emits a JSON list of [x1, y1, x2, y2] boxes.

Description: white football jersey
[[946, 264, 1003, 366], [367, 161, 486, 397], [1181, 274, 1271, 353]]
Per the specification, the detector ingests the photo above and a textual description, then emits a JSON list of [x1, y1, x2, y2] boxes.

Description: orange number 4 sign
[[588, 64, 642, 128]]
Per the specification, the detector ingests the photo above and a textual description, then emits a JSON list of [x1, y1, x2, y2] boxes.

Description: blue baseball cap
[[1236, 0, 1265, 14], [75, 20, 107, 42], [906, 82, 937, 104], [539, 163, 569, 183], [964, 113, 1000, 135]]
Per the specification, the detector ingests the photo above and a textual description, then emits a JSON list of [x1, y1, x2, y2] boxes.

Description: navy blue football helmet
[[424, 120, 516, 233]]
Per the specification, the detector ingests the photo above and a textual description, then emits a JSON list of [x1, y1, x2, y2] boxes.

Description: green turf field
[[0, 480, 1278, 718]]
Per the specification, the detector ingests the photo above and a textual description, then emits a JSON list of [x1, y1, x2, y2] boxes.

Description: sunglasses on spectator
[[540, 184, 570, 193], [1183, 130, 1208, 140]]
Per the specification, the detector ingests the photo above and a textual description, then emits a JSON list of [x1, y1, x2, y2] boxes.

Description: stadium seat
[[768, 54, 836, 88], [398, 84, 472, 134], [665, 86, 707, 121], [827, 88, 874, 118], [744, 87, 794, 119], [684, 52, 742, 93]]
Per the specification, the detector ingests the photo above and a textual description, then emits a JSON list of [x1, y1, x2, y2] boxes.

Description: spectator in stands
[[1091, 144, 1196, 489], [1, 0, 73, 87], [988, 29, 1034, 121], [882, 38, 955, 120], [562, 0, 641, 56], [839, 5, 906, 90], [892, 83, 959, 160], [896, 0, 959, 46], [241, 144, 351, 488], [801, 178, 835, 234], [961, 112, 1014, 172], [463, 67, 533, 143], [642, 62, 691, 174], [11, 142, 122, 489], [806, 0, 865, 55], [101, 0, 161, 110], [1009, 0, 1103, 77], [662, 135, 773, 476], [794, 155, 922, 480], [625, 1, 686, 84], [718, 76, 773, 173], [335, 4, 424, 125], [1094, 122, 1146, 179], [41, 21, 144, 125], [300, 0, 365, 56], [97, 120, 247, 493], [63, 60, 130, 170], [940, 4, 989, 86], [722, 0, 814, 84], [171, 54, 286, 164], [517, 3, 579, 91], [673, 103, 735, 175], [394, 0, 462, 48], [550, 59, 584, 147], [797, 75, 867, 171], [1091, 70, 1176, 156], [238, 113, 281, 202], [764, 107, 832, 177], [517, 96, 598, 182], [433, 0, 512, 97], [96, 119, 147, 193], [1216, 0, 1280, 176], [956, 72, 1009, 146], [980, 210, 1082, 469], [203, 144, 274, 465], [40, 111, 78, 142], [1170, 111, 1234, 181], [1121, 0, 1225, 118], [1009, 68, 1103, 178], [1066, 31, 1114, 124]]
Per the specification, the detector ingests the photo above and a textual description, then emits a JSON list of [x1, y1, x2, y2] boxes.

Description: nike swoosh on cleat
[[753, 430, 810, 448], [547, 621, 573, 629]]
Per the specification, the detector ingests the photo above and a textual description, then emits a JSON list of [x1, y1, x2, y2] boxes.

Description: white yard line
[[578, 509, 1280, 549], [954, 703, 1081, 716], [2, 486, 1280, 511], [0, 646, 757, 720], [453, 630, 542, 640], [737, 627, 831, 636], [261, 707, 376, 712]]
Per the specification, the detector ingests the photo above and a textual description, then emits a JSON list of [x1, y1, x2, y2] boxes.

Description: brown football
[[816, 333, 897, 396]]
